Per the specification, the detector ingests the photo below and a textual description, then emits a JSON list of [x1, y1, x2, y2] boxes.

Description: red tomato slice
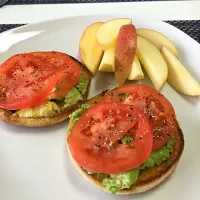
[[0, 52, 80, 110], [30, 52, 80, 99], [68, 102, 153, 174], [101, 84, 176, 151]]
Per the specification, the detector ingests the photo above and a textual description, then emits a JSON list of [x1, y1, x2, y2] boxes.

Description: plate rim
[[0, 12, 199, 200], [0, 13, 199, 47]]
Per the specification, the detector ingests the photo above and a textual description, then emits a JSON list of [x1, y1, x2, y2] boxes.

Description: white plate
[[0, 15, 199, 200]]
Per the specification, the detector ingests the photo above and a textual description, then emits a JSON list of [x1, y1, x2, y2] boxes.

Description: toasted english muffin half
[[0, 56, 91, 127], [67, 92, 184, 195]]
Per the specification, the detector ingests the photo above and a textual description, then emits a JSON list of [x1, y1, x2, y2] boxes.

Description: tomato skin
[[0, 52, 80, 110], [30, 52, 80, 99], [101, 84, 176, 151], [68, 102, 153, 174], [0, 54, 60, 110]]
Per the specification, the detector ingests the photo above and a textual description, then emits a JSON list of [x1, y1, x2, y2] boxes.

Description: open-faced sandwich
[[67, 84, 184, 194], [0, 51, 91, 127]]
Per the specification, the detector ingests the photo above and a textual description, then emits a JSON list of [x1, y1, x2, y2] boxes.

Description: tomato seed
[[111, 124, 115, 128]]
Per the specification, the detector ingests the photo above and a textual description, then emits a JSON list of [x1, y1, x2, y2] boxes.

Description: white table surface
[[0, 1, 199, 24]]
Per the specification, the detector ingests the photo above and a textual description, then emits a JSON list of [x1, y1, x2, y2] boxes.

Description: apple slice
[[161, 46, 200, 96], [115, 24, 137, 85], [99, 48, 144, 81], [137, 28, 178, 57], [96, 18, 132, 51], [136, 36, 168, 91], [99, 46, 115, 72], [127, 55, 144, 80], [79, 22, 104, 75]]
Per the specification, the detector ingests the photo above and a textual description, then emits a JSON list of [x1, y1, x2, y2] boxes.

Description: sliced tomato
[[101, 84, 176, 151], [30, 52, 80, 99], [0, 52, 80, 110], [68, 102, 153, 174]]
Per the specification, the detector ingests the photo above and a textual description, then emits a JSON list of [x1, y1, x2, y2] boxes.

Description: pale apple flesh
[[96, 18, 132, 51], [136, 36, 168, 91], [128, 55, 144, 80], [161, 46, 200, 96], [137, 28, 178, 57], [99, 49, 144, 80], [115, 24, 137, 85], [99, 46, 115, 72], [79, 22, 104, 75]]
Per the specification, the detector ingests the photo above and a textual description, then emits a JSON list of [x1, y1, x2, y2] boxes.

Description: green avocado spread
[[68, 106, 175, 194], [68, 104, 91, 131], [83, 137, 174, 194], [15, 101, 60, 118], [14, 78, 89, 118], [58, 87, 83, 108], [75, 78, 89, 95], [103, 168, 140, 194]]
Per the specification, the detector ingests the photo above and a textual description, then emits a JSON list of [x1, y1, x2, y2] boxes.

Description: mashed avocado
[[118, 93, 126, 101], [15, 87, 83, 118], [140, 136, 174, 168], [75, 78, 89, 95], [14, 101, 60, 118], [69, 104, 175, 194], [103, 168, 140, 194], [121, 135, 133, 145], [68, 104, 91, 131], [60, 87, 83, 108], [12, 72, 89, 118], [82, 136, 175, 194], [83, 168, 108, 179]]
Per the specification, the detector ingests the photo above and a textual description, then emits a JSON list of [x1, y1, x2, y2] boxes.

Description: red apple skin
[[115, 24, 137, 85]]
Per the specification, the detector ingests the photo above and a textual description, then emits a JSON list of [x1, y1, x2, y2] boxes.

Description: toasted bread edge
[[0, 56, 91, 127], [68, 125, 183, 195], [66, 92, 184, 195]]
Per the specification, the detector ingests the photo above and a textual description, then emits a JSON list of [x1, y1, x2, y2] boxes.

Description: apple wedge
[[137, 28, 178, 57], [99, 46, 115, 72], [136, 36, 168, 91], [128, 55, 144, 80], [96, 18, 132, 51], [115, 24, 137, 85], [79, 22, 104, 75], [99, 48, 144, 81], [161, 46, 200, 96]]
